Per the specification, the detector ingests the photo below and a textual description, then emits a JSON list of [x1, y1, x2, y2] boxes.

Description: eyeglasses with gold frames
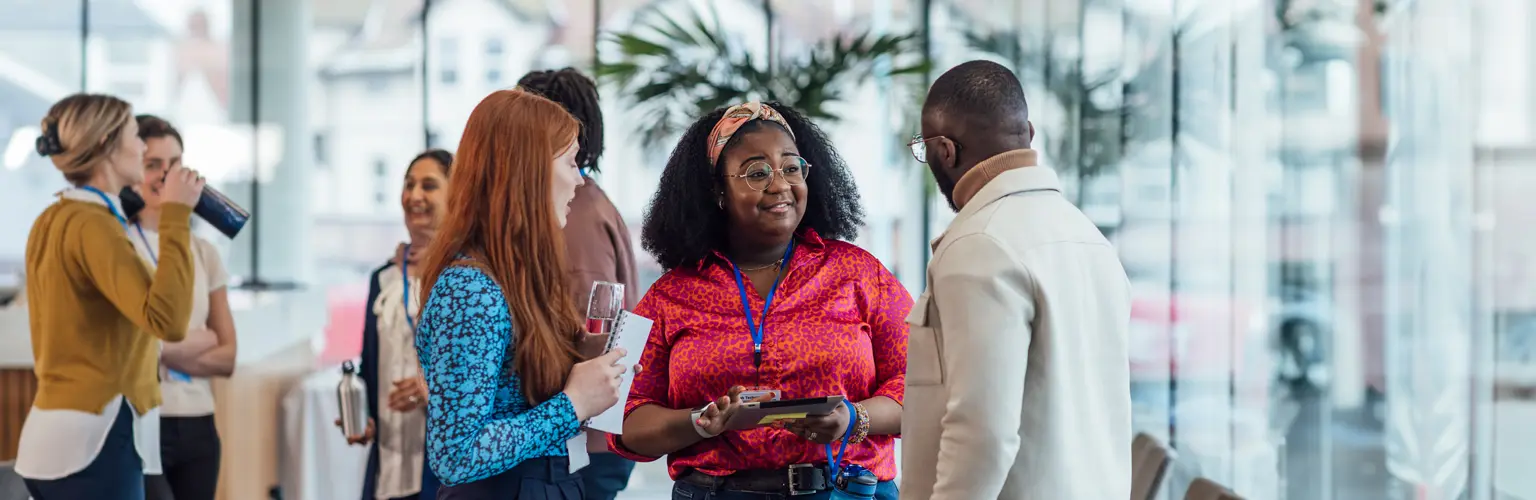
[[725, 157, 811, 192], [908, 134, 956, 163]]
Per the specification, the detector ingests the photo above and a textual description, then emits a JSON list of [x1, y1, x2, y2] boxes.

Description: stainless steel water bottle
[[337, 360, 368, 438]]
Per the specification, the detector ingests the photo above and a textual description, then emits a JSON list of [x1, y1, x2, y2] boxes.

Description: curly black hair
[[641, 102, 865, 271], [516, 68, 604, 172]]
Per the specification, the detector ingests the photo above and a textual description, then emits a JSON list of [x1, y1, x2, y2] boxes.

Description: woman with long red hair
[[413, 89, 628, 499]]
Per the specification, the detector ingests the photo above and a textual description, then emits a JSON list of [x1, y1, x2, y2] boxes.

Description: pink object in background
[[321, 283, 369, 364]]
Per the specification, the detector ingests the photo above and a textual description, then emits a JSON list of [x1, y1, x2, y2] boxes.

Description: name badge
[[740, 388, 781, 402]]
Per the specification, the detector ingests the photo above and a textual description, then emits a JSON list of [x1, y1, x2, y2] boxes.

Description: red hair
[[418, 89, 582, 404]]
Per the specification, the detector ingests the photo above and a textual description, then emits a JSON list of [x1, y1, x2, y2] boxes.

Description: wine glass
[[585, 281, 625, 351]]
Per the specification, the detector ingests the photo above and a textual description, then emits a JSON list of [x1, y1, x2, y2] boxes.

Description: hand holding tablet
[[781, 400, 852, 444], [726, 395, 845, 429], [693, 387, 848, 438], [692, 386, 762, 436]]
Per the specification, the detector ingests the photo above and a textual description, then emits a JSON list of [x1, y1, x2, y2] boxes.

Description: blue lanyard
[[729, 240, 795, 368], [400, 244, 415, 331], [79, 186, 127, 228], [825, 398, 857, 479], [133, 223, 157, 264], [128, 224, 188, 382]]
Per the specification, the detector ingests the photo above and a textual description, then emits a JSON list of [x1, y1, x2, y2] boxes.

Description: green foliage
[[597, 7, 928, 150], [961, 29, 1137, 180]]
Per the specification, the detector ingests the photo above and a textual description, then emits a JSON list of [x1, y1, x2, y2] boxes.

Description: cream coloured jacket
[[901, 158, 1133, 500]]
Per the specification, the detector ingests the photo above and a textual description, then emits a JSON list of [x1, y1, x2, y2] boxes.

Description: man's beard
[[928, 163, 960, 212]]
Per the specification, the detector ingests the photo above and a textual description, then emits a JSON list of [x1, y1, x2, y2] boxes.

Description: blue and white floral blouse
[[414, 265, 582, 486]]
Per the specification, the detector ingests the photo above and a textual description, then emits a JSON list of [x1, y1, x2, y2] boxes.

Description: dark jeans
[[670, 479, 898, 500], [145, 415, 221, 500], [437, 456, 584, 500], [23, 402, 145, 500], [580, 453, 635, 500]]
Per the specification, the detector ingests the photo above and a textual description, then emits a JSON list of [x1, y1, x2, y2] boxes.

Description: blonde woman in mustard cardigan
[[16, 93, 206, 500]]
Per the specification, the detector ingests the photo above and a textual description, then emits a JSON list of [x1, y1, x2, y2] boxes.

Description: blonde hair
[[39, 93, 134, 185]]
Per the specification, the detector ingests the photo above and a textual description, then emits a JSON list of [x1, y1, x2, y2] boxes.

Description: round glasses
[[726, 157, 811, 192]]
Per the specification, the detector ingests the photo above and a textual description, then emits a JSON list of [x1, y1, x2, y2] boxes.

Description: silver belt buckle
[[786, 463, 818, 496]]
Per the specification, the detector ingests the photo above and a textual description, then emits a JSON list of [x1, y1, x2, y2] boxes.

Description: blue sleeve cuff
[[538, 392, 584, 444]]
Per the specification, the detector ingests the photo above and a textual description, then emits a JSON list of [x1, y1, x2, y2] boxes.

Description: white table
[[272, 369, 599, 500], [279, 368, 368, 500], [0, 287, 331, 500]]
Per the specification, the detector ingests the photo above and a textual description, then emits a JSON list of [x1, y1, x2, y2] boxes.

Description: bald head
[[919, 61, 1034, 210], [923, 60, 1031, 137]]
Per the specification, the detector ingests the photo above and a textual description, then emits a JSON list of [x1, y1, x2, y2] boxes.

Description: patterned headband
[[705, 101, 796, 167]]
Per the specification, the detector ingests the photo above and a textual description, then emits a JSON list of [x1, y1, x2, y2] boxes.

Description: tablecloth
[[279, 367, 368, 500]]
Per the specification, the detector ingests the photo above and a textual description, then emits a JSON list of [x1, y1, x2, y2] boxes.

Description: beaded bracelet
[[849, 401, 871, 444]]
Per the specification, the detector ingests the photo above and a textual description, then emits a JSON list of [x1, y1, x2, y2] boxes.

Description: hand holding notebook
[[585, 310, 652, 434]]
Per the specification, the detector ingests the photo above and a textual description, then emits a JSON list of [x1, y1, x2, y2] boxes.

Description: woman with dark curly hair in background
[[607, 102, 912, 500]]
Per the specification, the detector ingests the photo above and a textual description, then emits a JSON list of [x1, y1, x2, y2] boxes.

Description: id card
[[741, 389, 781, 402]]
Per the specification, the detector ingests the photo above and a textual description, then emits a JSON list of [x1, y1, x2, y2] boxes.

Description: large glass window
[[0, 0, 85, 292], [3, 0, 1533, 498]]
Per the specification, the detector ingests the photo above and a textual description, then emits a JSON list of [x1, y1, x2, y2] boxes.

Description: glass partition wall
[[0, 0, 1530, 498]]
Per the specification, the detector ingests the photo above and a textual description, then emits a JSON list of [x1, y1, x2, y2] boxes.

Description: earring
[[717, 195, 724, 209]]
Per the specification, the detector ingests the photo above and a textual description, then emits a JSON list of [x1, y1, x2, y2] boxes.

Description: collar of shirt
[[59, 186, 123, 210], [931, 158, 1063, 252], [952, 149, 1038, 209], [694, 227, 828, 274]]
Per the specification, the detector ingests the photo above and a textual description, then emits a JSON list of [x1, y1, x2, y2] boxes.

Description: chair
[[0, 461, 27, 500], [1184, 477, 1244, 500], [1130, 432, 1175, 500]]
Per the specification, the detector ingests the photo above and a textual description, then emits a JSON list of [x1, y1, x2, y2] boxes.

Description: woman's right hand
[[694, 386, 762, 436], [563, 348, 628, 421], [160, 164, 206, 207]]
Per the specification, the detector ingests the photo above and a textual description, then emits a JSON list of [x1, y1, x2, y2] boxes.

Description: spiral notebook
[[586, 310, 653, 434]]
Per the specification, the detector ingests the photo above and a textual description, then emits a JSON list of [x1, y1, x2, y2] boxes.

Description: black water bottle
[[120, 183, 249, 239]]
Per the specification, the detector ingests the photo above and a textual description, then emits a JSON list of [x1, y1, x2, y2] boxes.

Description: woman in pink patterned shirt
[[609, 102, 912, 500]]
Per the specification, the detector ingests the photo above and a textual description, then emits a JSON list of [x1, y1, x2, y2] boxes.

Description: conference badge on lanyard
[[401, 244, 417, 332]]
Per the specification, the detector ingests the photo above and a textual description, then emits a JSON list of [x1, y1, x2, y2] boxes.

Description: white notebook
[[586, 310, 653, 434]]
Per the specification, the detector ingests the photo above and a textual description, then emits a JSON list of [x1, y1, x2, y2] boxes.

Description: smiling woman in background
[[131, 114, 238, 500], [16, 93, 204, 499], [348, 149, 452, 500]]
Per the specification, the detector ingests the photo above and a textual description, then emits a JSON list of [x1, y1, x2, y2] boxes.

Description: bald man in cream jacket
[[902, 60, 1133, 500]]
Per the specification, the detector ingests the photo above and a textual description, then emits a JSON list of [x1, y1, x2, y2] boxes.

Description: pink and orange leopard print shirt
[[607, 230, 912, 481]]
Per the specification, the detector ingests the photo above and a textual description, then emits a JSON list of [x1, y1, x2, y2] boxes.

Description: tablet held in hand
[[725, 395, 845, 429]]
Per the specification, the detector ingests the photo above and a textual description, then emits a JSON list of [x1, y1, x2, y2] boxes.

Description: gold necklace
[[738, 260, 783, 272]]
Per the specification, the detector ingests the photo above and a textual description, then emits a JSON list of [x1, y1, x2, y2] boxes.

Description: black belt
[[681, 464, 830, 496]]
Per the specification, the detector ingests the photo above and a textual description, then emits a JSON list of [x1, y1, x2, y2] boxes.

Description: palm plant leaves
[[961, 18, 1220, 180], [962, 28, 1134, 179], [597, 7, 927, 151]]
